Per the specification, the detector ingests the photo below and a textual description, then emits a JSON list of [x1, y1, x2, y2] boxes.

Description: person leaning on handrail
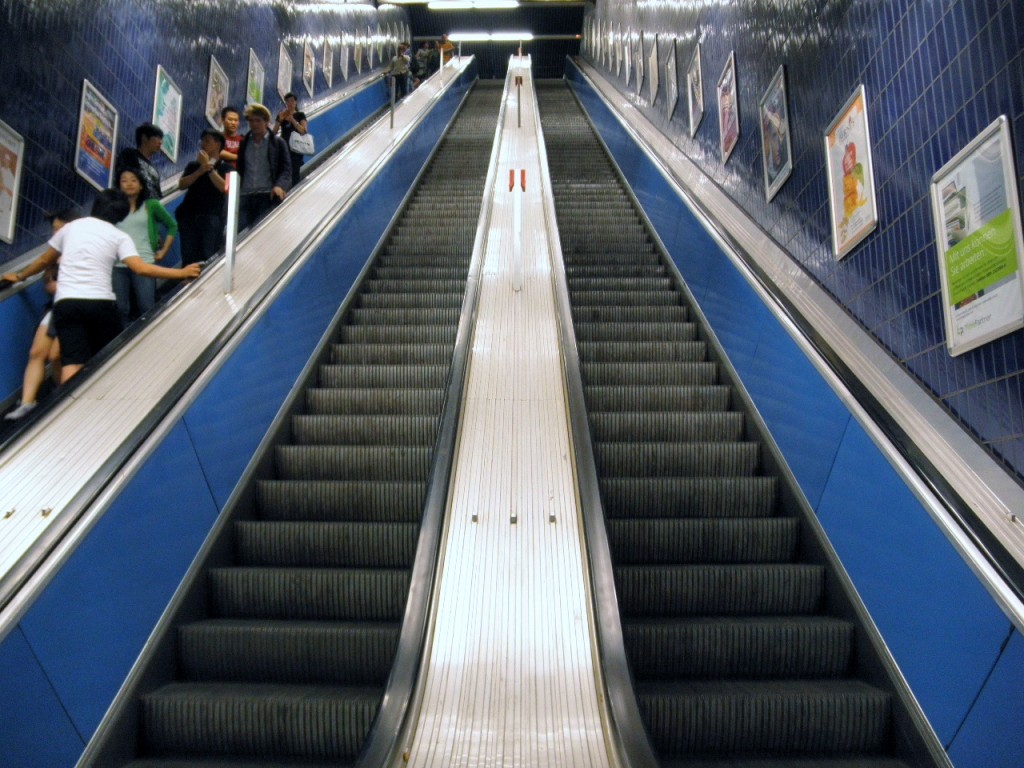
[[1, 190, 200, 384]]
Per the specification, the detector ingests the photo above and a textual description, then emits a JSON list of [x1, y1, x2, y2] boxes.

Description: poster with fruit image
[[824, 85, 877, 259]]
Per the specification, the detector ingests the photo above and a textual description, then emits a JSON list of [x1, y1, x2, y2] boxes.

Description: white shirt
[[50, 217, 138, 302]]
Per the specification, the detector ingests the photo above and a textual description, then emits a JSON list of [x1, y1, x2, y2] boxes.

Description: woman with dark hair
[[113, 168, 178, 324], [273, 92, 308, 187], [1, 190, 199, 383]]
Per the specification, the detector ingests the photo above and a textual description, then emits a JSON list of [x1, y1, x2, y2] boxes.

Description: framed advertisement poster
[[323, 40, 333, 89], [367, 27, 375, 68], [687, 43, 703, 138], [75, 79, 118, 191], [615, 24, 622, 77], [340, 38, 350, 81], [665, 38, 678, 120], [0, 119, 24, 244], [277, 43, 293, 102], [931, 116, 1024, 356], [247, 49, 265, 106], [355, 32, 363, 74], [153, 66, 182, 161], [302, 40, 315, 98], [759, 65, 793, 201], [623, 27, 631, 86], [204, 56, 228, 132], [634, 31, 645, 97], [824, 85, 878, 259], [717, 51, 739, 163], [647, 34, 660, 105]]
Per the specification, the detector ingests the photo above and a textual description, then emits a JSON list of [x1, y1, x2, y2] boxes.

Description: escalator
[[537, 81, 944, 768], [99, 82, 503, 767]]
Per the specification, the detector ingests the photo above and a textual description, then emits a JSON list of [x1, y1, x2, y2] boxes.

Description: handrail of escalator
[[0, 63, 474, 640], [533, 80, 661, 767], [353, 62, 509, 768]]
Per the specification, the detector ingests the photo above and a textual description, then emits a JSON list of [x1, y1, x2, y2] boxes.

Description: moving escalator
[[537, 81, 946, 768], [85, 82, 503, 768]]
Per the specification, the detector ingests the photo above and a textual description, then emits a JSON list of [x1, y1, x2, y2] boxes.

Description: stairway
[[121, 83, 502, 767], [537, 81, 925, 768]]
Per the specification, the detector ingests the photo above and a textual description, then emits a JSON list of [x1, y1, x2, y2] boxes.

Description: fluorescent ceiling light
[[428, 0, 519, 8], [449, 31, 533, 42], [490, 31, 533, 41]]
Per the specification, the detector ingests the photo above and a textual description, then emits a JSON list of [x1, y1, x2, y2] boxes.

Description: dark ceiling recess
[[403, 5, 584, 78]]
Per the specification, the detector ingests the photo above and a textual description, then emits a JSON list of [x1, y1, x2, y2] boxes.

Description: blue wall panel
[[0, 628, 84, 766], [948, 628, 1024, 767], [17, 420, 219, 738], [568, 61, 1024, 763]]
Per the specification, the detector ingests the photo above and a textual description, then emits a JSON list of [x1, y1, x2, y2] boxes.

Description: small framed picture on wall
[[323, 40, 333, 89], [278, 43, 293, 102], [204, 57, 228, 132], [665, 38, 679, 121], [687, 43, 703, 138], [824, 84, 878, 259], [759, 65, 793, 201], [75, 79, 119, 191], [717, 51, 739, 163], [303, 40, 315, 98], [247, 49, 265, 106], [0, 119, 25, 244]]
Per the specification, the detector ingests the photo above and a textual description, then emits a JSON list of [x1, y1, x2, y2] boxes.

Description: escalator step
[[349, 306, 462, 324], [330, 342, 453, 365], [583, 362, 718, 387], [234, 521, 419, 567], [316, 364, 448, 389], [574, 321, 698, 342], [178, 619, 399, 685], [256, 479, 425, 522], [607, 518, 799, 564], [140, 682, 380, 761], [337, 323, 456, 345], [291, 414, 437, 445], [578, 340, 706, 363], [600, 476, 777, 518], [615, 564, 824, 617], [589, 411, 740, 441], [636, 679, 891, 757], [305, 387, 444, 415], [623, 616, 854, 679], [585, 384, 730, 411], [569, 289, 682, 307], [594, 441, 761, 477], [275, 444, 432, 481], [209, 567, 410, 620]]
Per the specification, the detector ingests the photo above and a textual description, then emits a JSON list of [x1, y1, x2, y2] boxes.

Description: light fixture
[[448, 32, 533, 42], [490, 31, 533, 41], [428, 0, 519, 9]]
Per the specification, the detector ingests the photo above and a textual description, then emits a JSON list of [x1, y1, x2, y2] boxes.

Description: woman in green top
[[114, 168, 177, 324]]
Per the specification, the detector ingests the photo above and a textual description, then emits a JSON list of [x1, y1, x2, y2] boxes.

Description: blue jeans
[[112, 266, 157, 325]]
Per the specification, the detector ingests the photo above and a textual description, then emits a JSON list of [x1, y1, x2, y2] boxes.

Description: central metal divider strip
[[83, 82, 505, 768]]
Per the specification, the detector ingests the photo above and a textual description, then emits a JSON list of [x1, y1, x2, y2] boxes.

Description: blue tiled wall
[[0, 0, 408, 268], [582, 0, 1024, 481]]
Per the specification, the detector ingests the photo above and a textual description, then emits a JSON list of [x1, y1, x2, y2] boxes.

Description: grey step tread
[[585, 385, 731, 412], [637, 679, 891, 756], [608, 517, 799, 564], [140, 682, 380, 760], [209, 567, 410, 621], [583, 360, 719, 386], [355, 290, 464, 308], [600, 477, 778, 518], [569, 289, 681, 306], [316, 364, 448, 389], [574, 321, 698, 342], [275, 444, 432, 481], [291, 414, 438, 445], [337, 324, 455, 344], [330, 342, 453, 365], [623, 616, 855, 679], [589, 411, 741, 441], [255, 479, 425, 522], [594, 441, 761, 477], [348, 306, 462, 323], [178, 619, 399, 685], [305, 387, 443, 415], [616, 564, 825, 617], [234, 520, 419, 568], [579, 340, 707, 362]]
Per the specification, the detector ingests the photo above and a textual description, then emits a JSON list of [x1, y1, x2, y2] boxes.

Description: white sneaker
[[4, 402, 37, 420]]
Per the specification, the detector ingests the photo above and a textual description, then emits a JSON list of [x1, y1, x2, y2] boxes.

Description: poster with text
[[759, 65, 792, 201], [75, 79, 118, 191], [303, 40, 315, 98], [0, 119, 24, 244], [323, 40, 333, 89], [153, 66, 182, 161], [247, 49, 264, 105], [687, 43, 703, 138], [277, 43, 293, 102], [717, 51, 739, 163], [932, 116, 1024, 356], [825, 85, 878, 258], [204, 56, 228, 131]]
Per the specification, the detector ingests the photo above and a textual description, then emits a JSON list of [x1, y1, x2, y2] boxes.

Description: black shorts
[[52, 299, 124, 365]]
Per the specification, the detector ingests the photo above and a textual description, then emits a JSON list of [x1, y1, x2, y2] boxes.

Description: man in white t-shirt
[[2, 190, 201, 382]]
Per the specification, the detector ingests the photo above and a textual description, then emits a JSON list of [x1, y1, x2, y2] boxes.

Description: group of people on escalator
[[0, 93, 311, 422]]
